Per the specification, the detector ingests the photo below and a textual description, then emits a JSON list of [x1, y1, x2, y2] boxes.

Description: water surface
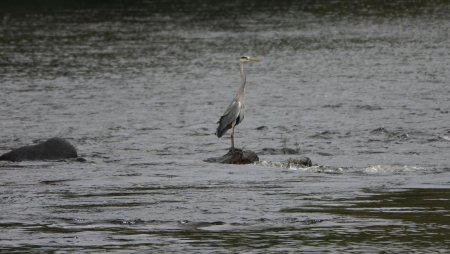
[[1, 1, 449, 252]]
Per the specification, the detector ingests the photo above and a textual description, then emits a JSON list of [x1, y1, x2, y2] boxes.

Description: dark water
[[1, 1, 450, 252]]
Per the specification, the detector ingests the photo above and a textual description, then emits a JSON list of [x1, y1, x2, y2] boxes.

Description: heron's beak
[[251, 57, 261, 63]]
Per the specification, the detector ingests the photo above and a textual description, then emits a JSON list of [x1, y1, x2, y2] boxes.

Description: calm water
[[1, 1, 450, 252]]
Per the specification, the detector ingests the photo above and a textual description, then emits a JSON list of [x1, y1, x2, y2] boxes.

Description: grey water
[[1, 0, 450, 252]]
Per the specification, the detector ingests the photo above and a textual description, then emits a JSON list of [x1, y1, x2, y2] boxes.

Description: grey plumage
[[216, 56, 260, 150], [216, 99, 244, 138]]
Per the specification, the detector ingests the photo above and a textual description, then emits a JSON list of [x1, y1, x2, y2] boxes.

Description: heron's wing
[[216, 99, 241, 138], [222, 98, 240, 116]]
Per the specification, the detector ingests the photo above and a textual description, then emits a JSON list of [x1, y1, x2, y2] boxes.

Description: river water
[[1, 1, 449, 252]]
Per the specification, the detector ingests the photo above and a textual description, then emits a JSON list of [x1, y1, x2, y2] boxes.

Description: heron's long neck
[[238, 62, 246, 95]]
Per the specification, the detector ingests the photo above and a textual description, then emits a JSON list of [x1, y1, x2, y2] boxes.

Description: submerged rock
[[286, 157, 312, 168], [258, 157, 313, 169], [0, 137, 78, 162], [205, 148, 259, 164]]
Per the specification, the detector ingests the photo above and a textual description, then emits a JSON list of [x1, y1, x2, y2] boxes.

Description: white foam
[[258, 160, 343, 174], [363, 165, 425, 174]]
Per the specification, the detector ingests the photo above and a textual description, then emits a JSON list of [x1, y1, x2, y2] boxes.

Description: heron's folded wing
[[216, 100, 241, 137]]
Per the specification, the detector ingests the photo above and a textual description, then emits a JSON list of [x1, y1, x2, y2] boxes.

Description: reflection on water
[[281, 188, 450, 250], [1, 0, 450, 252]]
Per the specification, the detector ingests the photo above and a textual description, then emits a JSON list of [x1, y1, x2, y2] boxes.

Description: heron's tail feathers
[[216, 128, 225, 138], [216, 116, 230, 138], [216, 125, 226, 138]]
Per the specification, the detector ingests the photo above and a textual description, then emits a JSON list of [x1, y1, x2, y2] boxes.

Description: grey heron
[[216, 56, 260, 150]]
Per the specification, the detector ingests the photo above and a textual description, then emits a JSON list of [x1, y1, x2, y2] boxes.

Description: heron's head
[[240, 56, 260, 64]]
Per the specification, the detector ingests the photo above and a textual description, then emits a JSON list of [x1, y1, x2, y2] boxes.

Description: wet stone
[[286, 157, 313, 168], [0, 137, 78, 162], [371, 127, 388, 134], [205, 148, 259, 164]]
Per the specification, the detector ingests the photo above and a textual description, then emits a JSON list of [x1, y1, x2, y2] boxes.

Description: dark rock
[[370, 127, 388, 134], [76, 157, 87, 162], [256, 126, 268, 131], [0, 137, 78, 162], [205, 148, 259, 164], [286, 157, 312, 168]]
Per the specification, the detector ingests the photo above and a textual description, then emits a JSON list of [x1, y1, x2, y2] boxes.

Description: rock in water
[[205, 148, 259, 164], [0, 137, 78, 162], [286, 157, 312, 168]]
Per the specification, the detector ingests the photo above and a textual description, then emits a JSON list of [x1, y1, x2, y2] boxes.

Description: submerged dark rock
[[370, 127, 389, 134], [286, 157, 312, 168], [205, 148, 259, 164], [0, 137, 78, 162]]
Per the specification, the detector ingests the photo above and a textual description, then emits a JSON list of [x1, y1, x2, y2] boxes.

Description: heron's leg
[[231, 122, 236, 151]]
